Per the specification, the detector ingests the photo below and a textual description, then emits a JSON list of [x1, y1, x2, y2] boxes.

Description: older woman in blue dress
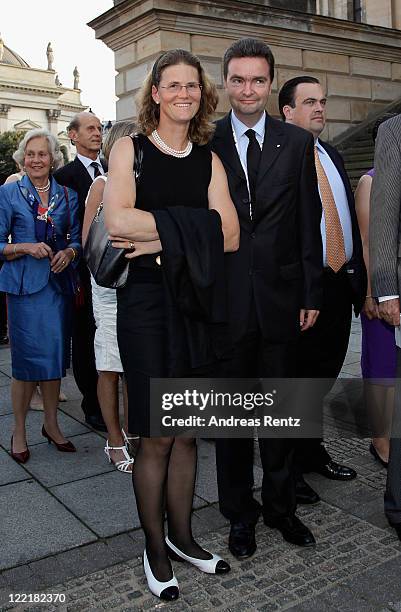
[[0, 128, 81, 463]]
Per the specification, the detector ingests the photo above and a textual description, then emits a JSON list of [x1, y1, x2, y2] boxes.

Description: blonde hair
[[136, 49, 218, 146], [102, 120, 137, 160]]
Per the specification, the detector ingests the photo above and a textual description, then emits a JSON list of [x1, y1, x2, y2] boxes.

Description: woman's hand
[[363, 296, 379, 320], [110, 237, 162, 259], [50, 248, 74, 273], [24, 242, 54, 260]]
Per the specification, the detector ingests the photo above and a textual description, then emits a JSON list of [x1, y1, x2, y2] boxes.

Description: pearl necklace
[[151, 130, 192, 158], [35, 180, 51, 193]]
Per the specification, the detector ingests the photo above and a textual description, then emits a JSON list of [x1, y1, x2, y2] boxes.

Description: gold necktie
[[314, 146, 346, 273]]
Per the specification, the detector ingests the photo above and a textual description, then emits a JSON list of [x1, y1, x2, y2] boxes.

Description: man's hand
[[378, 297, 400, 326], [299, 309, 319, 332]]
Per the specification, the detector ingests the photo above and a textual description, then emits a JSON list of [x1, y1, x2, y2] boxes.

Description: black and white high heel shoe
[[143, 549, 179, 601], [165, 536, 231, 574]]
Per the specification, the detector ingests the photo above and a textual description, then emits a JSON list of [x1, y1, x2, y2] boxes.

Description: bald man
[[54, 112, 107, 431]]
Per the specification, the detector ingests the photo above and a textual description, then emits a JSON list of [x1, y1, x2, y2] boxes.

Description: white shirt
[[315, 139, 353, 267], [77, 153, 104, 180], [231, 111, 265, 180]]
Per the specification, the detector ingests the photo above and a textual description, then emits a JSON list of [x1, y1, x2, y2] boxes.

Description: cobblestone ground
[[3, 500, 401, 612], [3, 437, 401, 612], [2, 318, 401, 611]]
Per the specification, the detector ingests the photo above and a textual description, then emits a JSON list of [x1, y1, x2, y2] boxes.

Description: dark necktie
[[245, 129, 261, 217], [90, 161, 101, 179]]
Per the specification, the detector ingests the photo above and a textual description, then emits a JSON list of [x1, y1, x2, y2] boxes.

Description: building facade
[[0, 39, 85, 159], [89, 0, 401, 141]]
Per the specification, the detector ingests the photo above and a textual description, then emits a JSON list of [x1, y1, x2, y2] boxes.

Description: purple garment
[[360, 167, 396, 382], [361, 313, 396, 382]]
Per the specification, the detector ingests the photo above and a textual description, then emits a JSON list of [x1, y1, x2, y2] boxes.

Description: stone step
[[342, 151, 374, 161], [345, 138, 372, 148], [344, 159, 374, 170]]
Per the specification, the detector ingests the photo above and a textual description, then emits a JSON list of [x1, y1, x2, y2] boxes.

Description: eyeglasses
[[159, 82, 203, 94]]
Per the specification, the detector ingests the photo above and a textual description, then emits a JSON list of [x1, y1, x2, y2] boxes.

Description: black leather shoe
[[314, 460, 356, 480], [295, 476, 320, 505], [85, 414, 108, 432], [264, 515, 316, 547], [229, 522, 256, 559], [390, 522, 401, 542], [0, 335, 9, 345]]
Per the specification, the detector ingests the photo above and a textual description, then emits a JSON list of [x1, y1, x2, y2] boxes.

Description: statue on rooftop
[[73, 66, 80, 89], [46, 42, 54, 71]]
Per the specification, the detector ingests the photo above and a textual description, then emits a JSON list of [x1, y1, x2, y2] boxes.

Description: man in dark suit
[[211, 39, 323, 558], [54, 111, 107, 431], [279, 76, 366, 503]]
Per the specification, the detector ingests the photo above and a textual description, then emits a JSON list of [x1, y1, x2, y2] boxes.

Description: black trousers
[[215, 305, 297, 524], [72, 267, 101, 418], [293, 268, 353, 472], [385, 347, 401, 525]]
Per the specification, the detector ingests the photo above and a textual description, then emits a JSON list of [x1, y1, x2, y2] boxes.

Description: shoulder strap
[[129, 133, 143, 184], [63, 185, 71, 241]]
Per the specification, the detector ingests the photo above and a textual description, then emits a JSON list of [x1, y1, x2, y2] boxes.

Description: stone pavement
[[1, 317, 401, 611]]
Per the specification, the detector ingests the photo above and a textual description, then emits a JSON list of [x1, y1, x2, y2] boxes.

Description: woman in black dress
[[104, 49, 239, 600]]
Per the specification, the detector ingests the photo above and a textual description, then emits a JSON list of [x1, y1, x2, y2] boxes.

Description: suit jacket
[[54, 156, 107, 286], [0, 176, 81, 295], [319, 140, 366, 314], [53, 156, 107, 225], [211, 112, 323, 344], [370, 114, 401, 298]]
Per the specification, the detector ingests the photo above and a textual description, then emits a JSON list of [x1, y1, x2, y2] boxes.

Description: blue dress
[[0, 176, 81, 381]]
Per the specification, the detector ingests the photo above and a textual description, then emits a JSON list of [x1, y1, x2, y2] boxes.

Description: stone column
[[46, 109, 61, 136], [0, 104, 11, 133], [391, 0, 401, 28], [364, 0, 392, 26], [316, 0, 330, 16]]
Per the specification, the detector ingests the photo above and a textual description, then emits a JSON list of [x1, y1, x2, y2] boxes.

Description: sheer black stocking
[[166, 438, 212, 560], [132, 436, 174, 581]]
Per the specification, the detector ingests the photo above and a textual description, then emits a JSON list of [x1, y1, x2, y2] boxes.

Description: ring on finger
[[62, 260, 66, 265], [129, 242, 135, 251]]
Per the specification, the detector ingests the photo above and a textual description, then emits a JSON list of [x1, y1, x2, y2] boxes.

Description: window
[[353, 0, 362, 22]]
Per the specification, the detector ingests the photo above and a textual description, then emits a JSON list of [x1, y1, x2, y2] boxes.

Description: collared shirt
[[231, 111, 265, 181], [77, 153, 104, 180], [315, 139, 353, 267]]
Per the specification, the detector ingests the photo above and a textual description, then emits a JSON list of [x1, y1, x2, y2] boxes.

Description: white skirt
[[91, 276, 123, 372]]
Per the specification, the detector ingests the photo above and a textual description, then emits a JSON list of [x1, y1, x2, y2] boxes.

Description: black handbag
[[84, 134, 143, 289]]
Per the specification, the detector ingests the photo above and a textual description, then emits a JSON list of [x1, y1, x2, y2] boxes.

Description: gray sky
[[2, 1, 116, 120]]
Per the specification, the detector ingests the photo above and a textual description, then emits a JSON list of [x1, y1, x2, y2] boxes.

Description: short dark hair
[[372, 112, 398, 143], [67, 115, 81, 134], [278, 76, 320, 120], [223, 38, 275, 82]]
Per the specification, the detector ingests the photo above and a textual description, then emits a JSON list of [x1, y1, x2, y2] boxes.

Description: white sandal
[[104, 440, 134, 473]]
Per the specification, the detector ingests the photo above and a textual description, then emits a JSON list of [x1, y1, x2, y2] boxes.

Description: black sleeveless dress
[[117, 134, 212, 436]]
